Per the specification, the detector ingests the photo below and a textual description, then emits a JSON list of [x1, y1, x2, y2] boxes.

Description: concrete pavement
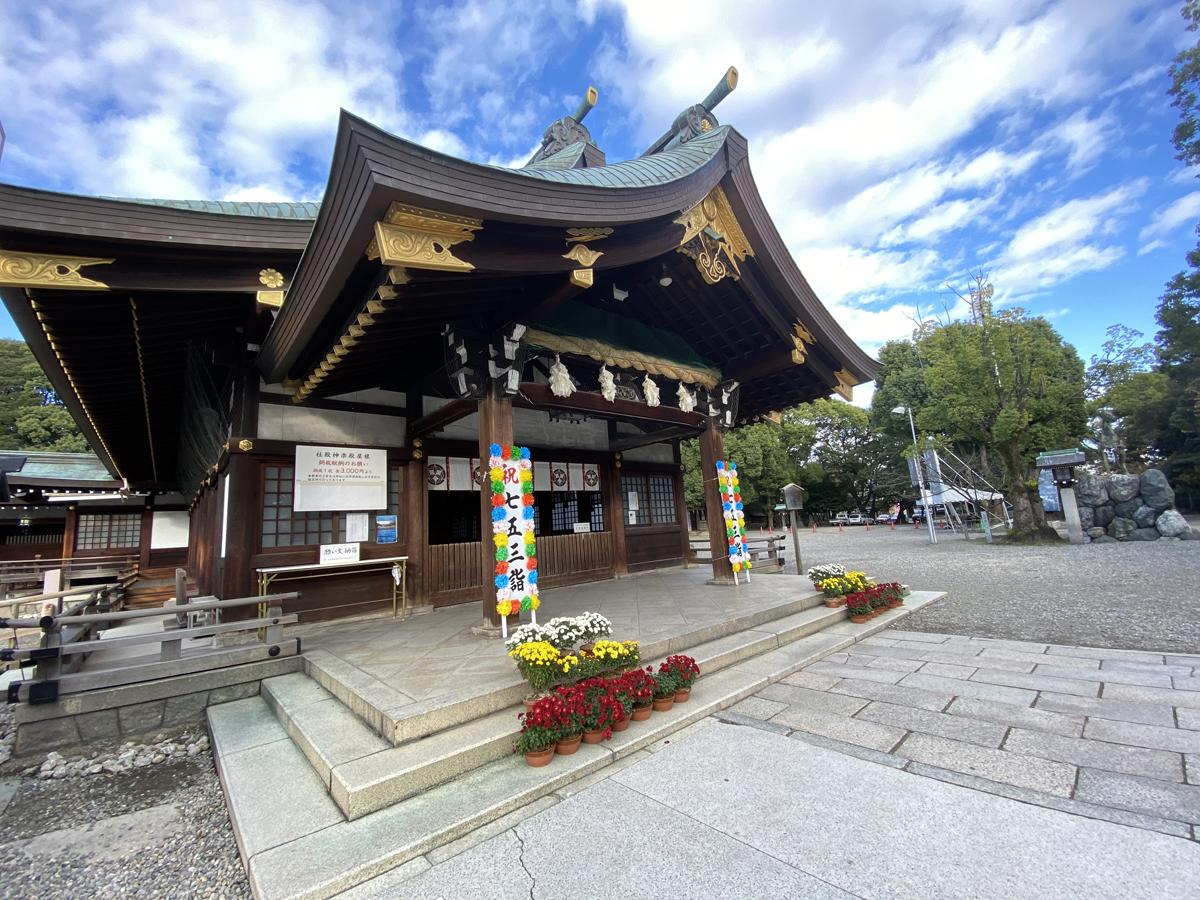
[[347, 717, 1200, 899]]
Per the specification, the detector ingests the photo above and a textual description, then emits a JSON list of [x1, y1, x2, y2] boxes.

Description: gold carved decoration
[[566, 227, 612, 243], [790, 323, 814, 364], [833, 368, 855, 402], [0, 252, 114, 290], [256, 290, 285, 309], [569, 268, 594, 288], [674, 185, 754, 285], [562, 243, 603, 267], [258, 268, 284, 288], [372, 202, 482, 272]]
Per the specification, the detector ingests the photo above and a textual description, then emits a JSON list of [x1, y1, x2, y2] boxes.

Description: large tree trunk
[[1000, 442, 1058, 542]]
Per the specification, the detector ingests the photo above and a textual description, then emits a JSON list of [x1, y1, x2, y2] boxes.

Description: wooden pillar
[[138, 504, 153, 571], [606, 454, 628, 576], [698, 419, 733, 583], [478, 392, 515, 628], [220, 453, 256, 601], [62, 505, 77, 560], [672, 440, 690, 565], [403, 460, 426, 605]]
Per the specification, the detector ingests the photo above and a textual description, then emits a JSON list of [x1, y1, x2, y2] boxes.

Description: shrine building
[[0, 69, 877, 625]]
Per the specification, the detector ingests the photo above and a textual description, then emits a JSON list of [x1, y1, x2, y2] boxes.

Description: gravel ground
[[779, 522, 1200, 653], [0, 747, 249, 898]]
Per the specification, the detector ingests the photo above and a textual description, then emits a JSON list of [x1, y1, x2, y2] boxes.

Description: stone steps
[[300, 589, 831, 746], [266, 597, 845, 822], [209, 591, 945, 899]]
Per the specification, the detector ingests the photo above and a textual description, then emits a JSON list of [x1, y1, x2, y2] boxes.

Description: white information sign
[[294, 445, 387, 512], [319, 542, 361, 565], [345, 512, 369, 543], [572, 521, 592, 534]]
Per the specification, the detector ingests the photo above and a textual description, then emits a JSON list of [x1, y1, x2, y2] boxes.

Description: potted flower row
[[845, 582, 906, 623], [514, 656, 699, 767], [814, 571, 871, 607], [509, 637, 642, 708], [505, 612, 614, 654]]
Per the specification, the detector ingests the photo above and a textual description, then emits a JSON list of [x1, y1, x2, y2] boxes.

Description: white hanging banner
[[447, 456, 473, 492], [567, 462, 584, 491], [294, 446, 387, 512], [582, 462, 601, 491], [426, 457, 449, 491], [550, 462, 569, 491], [533, 460, 551, 492]]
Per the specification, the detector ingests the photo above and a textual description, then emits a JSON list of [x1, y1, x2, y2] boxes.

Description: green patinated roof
[[0, 450, 114, 483], [524, 143, 588, 170], [503, 126, 730, 187], [106, 197, 321, 219]]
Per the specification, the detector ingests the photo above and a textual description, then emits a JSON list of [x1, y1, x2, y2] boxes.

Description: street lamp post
[[893, 405, 937, 545]]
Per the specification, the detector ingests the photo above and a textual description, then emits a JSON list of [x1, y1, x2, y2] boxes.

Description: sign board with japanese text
[[294, 445, 387, 512], [319, 542, 361, 565]]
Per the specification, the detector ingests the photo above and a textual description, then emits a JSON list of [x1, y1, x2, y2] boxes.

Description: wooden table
[[255, 556, 410, 618]]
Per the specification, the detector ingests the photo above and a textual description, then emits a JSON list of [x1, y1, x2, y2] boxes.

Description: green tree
[[0, 338, 89, 452], [917, 299, 1087, 541], [1169, 0, 1200, 167], [1084, 325, 1160, 472]]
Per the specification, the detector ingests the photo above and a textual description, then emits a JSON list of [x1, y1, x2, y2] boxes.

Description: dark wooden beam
[[407, 398, 476, 439], [516, 383, 706, 429], [609, 425, 700, 453], [523, 276, 584, 325], [259, 392, 406, 418]]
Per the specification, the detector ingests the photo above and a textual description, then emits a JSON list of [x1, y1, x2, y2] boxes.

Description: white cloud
[[1041, 108, 1121, 171], [1138, 190, 1200, 251]]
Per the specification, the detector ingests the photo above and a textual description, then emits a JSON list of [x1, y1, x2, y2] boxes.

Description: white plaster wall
[[257, 384, 406, 446], [423, 398, 608, 451], [150, 510, 190, 548], [622, 442, 675, 464]]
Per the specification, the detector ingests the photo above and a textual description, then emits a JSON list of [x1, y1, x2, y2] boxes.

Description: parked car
[[845, 512, 872, 526], [874, 512, 894, 524]]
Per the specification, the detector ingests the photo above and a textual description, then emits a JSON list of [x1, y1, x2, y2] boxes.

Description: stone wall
[[1073, 468, 1197, 543], [6, 655, 301, 762]]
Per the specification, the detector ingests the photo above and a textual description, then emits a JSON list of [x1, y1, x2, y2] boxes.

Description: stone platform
[[207, 568, 945, 899]]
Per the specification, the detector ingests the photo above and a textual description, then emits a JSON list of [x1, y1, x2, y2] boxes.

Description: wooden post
[[403, 460, 427, 606], [698, 419, 733, 583], [62, 505, 77, 560], [478, 392, 514, 628], [138, 504, 153, 572], [221, 453, 256, 603], [606, 454, 628, 576], [672, 440, 690, 566]]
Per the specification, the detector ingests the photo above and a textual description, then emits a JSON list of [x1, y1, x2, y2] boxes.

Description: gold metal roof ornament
[[674, 185, 753, 285]]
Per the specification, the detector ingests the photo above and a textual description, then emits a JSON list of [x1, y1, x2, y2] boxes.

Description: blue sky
[[1, 0, 1197, 401]]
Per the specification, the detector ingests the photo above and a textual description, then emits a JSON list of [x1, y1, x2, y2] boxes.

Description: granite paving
[[729, 630, 1200, 840], [356, 721, 1200, 899], [780, 523, 1200, 652]]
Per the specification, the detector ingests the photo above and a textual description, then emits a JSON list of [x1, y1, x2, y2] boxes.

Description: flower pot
[[579, 643, 594, 654], [556, 734, 582, 755], [823, 598, 842, 609], [582, 728, 605, 744], [674, 689, 691, 704], [524, 747, 554, 767], [849, 614, 869, 624], [652, 696, 675, 712], [888, 599, 903, 609], [632, 704, 652, 721], [613, 717, 630, 732]]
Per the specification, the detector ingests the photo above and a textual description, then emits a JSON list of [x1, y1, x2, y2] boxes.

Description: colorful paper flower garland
[[716, 460, 751, 579], [489, 443, 540, 633]]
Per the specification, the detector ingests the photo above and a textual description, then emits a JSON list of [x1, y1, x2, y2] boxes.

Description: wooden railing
[[538, 531, 614, 578], [1, 570, 300, 704], [427, 541, 483, 595], [689, 533, 788, 571]]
